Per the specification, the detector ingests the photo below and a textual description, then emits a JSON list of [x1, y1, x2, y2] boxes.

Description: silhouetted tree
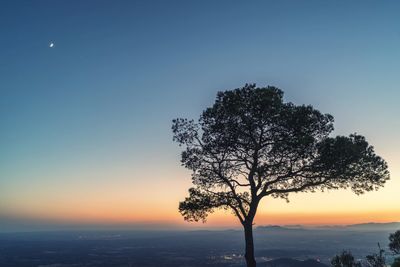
[[389, 231, 400, 254], [331, 250, 362, 267], [365, 243, 386, 267], [172, 84, 389, 267]]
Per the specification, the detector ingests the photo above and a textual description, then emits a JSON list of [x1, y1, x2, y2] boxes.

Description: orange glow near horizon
[[3, 207, 400, 229], [1, 152, 398, 229]]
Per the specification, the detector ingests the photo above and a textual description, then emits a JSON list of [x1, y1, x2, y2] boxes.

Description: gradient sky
[[1, 0, 400, 232]]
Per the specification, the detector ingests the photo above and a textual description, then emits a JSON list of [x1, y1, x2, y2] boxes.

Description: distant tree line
[[331, 230, 400, 267]]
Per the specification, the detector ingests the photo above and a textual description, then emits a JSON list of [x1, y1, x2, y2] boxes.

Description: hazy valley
[[1, 223, 398, 267]]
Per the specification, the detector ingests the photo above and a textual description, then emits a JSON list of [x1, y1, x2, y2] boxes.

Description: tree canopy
[[331, 251, 362, 267], [365, 244, 386, 267], [389, 230, 400, 254], [173, 84, 389, 225]]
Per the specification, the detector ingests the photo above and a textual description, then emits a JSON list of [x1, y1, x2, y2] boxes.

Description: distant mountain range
[[345, 222, 400, 230], [256, 225, 290, 230], [262, 258, 328, 267], [257, 222, 400, 231]]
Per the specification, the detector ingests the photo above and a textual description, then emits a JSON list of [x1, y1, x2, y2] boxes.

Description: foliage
[[389, 231, 400, 254], [365, 244, 386, 267], [173, 84, 389, 225], [173, 84, 390, 267], [331, 250, 362, 267]]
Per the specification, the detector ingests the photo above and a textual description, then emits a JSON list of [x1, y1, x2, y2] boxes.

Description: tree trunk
[[244, 222, 256, 267]]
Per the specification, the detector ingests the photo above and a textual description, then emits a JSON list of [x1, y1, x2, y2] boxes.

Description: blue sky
[[1, 0, 400, 231]]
